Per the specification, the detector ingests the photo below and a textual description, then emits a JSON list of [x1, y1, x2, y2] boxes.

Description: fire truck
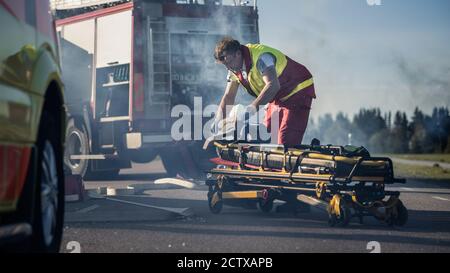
[[54, 0, 259, 179]]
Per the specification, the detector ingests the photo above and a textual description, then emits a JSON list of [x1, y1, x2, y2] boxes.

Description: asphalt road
[[60, 160, 450, 253]]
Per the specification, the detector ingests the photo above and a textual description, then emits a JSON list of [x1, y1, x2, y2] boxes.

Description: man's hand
[[251, 66, 280, 107]]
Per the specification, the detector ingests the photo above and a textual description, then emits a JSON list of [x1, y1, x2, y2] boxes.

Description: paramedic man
[[214, 37, 316, 146]]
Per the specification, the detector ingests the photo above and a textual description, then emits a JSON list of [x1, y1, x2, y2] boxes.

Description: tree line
[[304, 107, 450, 154]]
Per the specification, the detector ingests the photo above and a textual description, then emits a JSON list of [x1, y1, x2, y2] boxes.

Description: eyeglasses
[[217, 54, 226, 62], [215, 51, 234, 62]]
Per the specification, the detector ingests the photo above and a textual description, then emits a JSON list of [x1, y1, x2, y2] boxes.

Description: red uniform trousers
[[264, 85, 314, 146]]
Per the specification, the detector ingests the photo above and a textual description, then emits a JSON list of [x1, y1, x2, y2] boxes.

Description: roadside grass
[[383, 153, 450, 164], [393, 163, 450, 181]]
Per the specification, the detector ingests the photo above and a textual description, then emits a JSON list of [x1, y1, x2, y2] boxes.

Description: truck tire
[[64, 118, 89, 176], [64, 119, 121, 180]]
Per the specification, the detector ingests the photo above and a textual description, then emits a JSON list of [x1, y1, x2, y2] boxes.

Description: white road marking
[[154, 178, 196, 189], [76, 204, 100, 213], [432, 196, 449, 201], [297, 194, 328, 212], [400, 187, 415, 191]]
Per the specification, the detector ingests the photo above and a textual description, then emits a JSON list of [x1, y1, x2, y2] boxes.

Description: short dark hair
[[214, 36, 241, 61]]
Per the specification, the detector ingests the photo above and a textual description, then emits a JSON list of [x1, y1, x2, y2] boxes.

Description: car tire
[[32, 111, 65, 252]]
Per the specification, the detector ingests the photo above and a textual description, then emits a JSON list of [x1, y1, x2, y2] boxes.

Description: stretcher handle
[[345, 157, 365, 183]]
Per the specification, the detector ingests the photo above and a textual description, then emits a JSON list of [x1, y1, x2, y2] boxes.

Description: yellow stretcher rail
[[222, 191, 263, 199], [215, 142, 387, 167], [210, 167, 386, 183]]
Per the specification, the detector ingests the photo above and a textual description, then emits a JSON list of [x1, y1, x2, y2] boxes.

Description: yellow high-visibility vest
[[232, 44, 313, 102]]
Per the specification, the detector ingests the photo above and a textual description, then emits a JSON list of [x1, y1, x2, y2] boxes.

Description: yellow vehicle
[[0, 0, 66, 252]]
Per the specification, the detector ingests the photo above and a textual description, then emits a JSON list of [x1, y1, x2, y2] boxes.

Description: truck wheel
[[64, 119, 120, 180], [32, 111, 65, 252], [64, 119, 89, 176]]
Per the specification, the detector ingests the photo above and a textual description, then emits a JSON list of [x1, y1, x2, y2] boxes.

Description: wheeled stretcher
[[205, 140, 408, 227]]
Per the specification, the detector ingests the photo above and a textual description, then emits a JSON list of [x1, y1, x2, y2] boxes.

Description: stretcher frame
[[205, 141, 409, 227]]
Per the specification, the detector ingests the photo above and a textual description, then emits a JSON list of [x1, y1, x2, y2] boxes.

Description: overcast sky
[[256, 0, 450, 120]]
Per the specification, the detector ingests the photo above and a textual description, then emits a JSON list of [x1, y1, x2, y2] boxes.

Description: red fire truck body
[[56, 0, 259, 179]]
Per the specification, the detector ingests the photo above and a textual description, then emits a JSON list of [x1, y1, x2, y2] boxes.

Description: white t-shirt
[[227, 53, 276, 82]]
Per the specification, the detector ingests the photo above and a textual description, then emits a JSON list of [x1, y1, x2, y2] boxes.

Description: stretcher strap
[[262, 151, 270, 170], [238, 146, 246, 169], [288, 153, 295, 171], [289, 151, 309, 180]]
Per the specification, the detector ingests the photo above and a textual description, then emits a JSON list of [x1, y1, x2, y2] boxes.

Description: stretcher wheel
[[386, 199, 408, 227], [315, 182, 328, 200], [208, 190, 223, 214], [258, 198, 274, 213], [328, 205, 351, 227], [328, 195, 351, 227]]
